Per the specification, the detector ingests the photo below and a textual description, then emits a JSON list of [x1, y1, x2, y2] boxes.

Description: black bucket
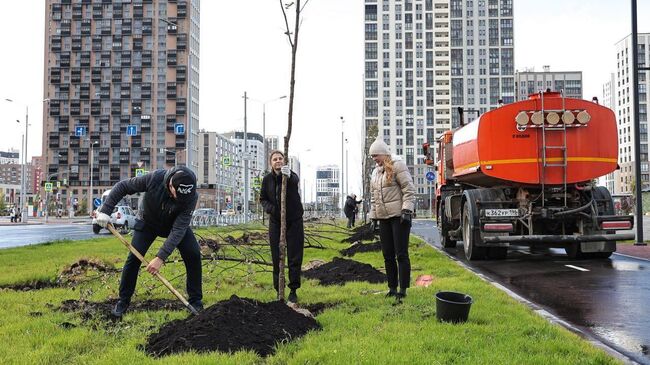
[[435, 291, 473, 323]]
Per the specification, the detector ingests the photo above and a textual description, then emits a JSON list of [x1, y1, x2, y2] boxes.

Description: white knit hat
[[368, 137, 390, 155]]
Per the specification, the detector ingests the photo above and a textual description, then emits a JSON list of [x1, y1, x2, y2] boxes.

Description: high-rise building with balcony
[[615, 33, 650, 193], [450, 0, 514, 124], [42, 0, 200, 208], [363, 0, 451, 207]]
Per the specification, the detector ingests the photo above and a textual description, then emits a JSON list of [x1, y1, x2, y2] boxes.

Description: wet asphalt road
[[411, 219, 650, 365], [0, 224, 105, 249]]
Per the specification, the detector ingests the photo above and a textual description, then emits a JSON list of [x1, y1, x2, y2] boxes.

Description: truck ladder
[[539, 90, 569, 207]]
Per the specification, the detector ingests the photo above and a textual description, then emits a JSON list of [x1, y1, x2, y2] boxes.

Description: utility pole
[[243, 92, 249, 223], [631, 0, 648, 245], [340, 116, 344, 217]]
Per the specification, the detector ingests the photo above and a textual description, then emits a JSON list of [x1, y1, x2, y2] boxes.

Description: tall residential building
[[515, 66, 583, 101], [615, 33, 650, 193], [315, 165, 339, 210], [264, 135, 280, 172], [197, 131, 239, 211], [223, 131, 265, 204], [602, 73, 620, 194], [42, 0, 200, 210], [288, 155, 301, 178], [363, 0, 452, 206], [450, 0, 514, 125]]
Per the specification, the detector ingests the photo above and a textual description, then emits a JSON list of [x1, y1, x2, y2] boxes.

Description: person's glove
[[281, 165, 291, 177], [96, 212, 111, 228], [400, 209, 413, 225]]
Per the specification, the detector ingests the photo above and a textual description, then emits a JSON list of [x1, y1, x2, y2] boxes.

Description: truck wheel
[[93, 224, 101, 234], [438, 203, 457, 248], [462, 201, 486, 260], [565, 243, 585, 259]]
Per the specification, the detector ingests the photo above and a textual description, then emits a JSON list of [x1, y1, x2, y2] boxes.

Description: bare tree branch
[[279, 0, 294, 47]]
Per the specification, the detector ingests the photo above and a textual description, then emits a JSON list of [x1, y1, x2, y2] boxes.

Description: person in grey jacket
[[368, 137, 416, 301], [95, 166, 202, 317]]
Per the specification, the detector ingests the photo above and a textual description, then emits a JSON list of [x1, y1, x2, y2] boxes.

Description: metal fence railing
[[190, 213, 261, 228]]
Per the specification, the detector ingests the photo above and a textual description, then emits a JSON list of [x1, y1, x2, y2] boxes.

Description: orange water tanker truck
[[423, 91, 634, 260]]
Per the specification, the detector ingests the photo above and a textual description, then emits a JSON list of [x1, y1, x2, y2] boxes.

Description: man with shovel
[[95, 166, 203, 318]]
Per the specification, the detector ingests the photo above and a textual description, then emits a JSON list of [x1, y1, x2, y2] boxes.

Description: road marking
[[565, 264, 589, 272]]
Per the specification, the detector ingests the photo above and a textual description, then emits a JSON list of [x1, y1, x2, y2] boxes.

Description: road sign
[[126, 124, 138, 136], [75, 126, 85, 137], [174, 123, 185, 135], [93, 198, 101, 208], [44, 182, 53, 192], [426, 171, 436, 182], [252, 177, 262, 189], [56, 181, 61, 188], [242, 152, 254, 161], [222, 156, 232, 167], [135, 168, 145, 177]]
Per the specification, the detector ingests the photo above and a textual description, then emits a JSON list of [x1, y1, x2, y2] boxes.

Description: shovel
[[107, 223, 199, 316]]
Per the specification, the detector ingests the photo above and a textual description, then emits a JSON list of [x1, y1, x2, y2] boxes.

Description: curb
[[414, 232, 640, 365]]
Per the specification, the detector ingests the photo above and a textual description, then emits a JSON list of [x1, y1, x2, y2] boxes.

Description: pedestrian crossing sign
[[45, 183, 53, 192], [135, 168, 145, 177]]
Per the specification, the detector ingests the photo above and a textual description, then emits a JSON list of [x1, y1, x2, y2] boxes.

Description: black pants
[[346, 215, 356, 228], [118, 223, 202, 305], [379, 216, 411, 291], [269, 218, 304, 291]]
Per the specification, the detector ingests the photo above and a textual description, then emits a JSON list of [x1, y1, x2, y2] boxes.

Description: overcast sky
[[1, 0, 648, 201]]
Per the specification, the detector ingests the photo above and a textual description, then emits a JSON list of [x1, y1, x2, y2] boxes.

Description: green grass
[[0, 222, 620, 364]]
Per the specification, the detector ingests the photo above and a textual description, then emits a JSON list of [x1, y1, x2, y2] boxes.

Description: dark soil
[[144, 295, 320, 358], [241, 231, 267, 243], [302, 302, 339, 316], [302, 257, 387, 286], [340, 241, 382, 257], [0, 280, 61, 291], [59, 259, 117, 281], [342, 223, 377, 243], [59, 298, 186, 321], [199, 238, 221, 252]]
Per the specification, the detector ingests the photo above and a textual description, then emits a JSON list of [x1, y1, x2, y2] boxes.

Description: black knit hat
[[168, 168, 196, 202]]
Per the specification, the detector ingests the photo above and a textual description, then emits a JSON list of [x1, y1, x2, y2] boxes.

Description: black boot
[[111, 299, 130, 318], [189, 300, 204, 312], [385, 288, 397, 298], [287, 289, 298, 303]]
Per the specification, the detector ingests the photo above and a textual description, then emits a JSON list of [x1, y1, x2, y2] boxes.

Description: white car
[[92, 205, 137, 234]]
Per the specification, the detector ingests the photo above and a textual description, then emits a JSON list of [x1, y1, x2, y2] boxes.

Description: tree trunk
[[277, 0, 303, 301]]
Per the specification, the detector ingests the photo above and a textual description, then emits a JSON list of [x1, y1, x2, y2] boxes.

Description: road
[[0, 223, 107, 249], [412, 219, 650, 365]]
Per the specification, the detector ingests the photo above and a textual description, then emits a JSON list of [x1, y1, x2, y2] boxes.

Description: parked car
[[193, 208, 217, 217], [92, 205, 137, 234]]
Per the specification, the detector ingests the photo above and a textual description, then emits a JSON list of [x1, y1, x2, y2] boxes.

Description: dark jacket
[[100, 169, 198, 261], [344, 196, 362, 218], [260, 169, 304, 223]]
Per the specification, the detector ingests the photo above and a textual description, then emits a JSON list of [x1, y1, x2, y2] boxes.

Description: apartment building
[[515, 66, 582, 101], [42, 0, 200, 209]]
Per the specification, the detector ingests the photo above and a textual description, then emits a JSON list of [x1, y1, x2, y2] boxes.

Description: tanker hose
[[553, 200, 594, 217]]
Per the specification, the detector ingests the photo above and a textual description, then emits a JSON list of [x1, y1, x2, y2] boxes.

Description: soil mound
[[342, 223, 377, 243], [199, 238, 220, 252], [60, 259, 117, 281], [302, 257, 386, 286], [59, 298, 185, 321], [340, 241, 382, 257], [302, 302, 339, 316], [145, 295, 320, 357]]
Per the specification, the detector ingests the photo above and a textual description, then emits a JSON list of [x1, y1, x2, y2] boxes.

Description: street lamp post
[[340, 116, 344, 217], [5, 99, 29, 223], [88, 140, 99, 215]]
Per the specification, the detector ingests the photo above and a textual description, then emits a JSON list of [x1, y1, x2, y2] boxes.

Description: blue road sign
[[174, 123, 185, 135], [126, 124, 138, 136], [93, 198, 102, 208], [75, 126, 85, 137], [426, 171, 436, 182]]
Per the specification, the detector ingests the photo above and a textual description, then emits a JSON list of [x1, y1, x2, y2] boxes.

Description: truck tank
[[451, 92, 618, 187]]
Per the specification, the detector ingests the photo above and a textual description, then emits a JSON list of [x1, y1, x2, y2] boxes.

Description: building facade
[[450, 0, 514, 125], [315, 165, 340, 210], [602, 73, 620, 194], [615, 33, 650, 193], [0, 151, 20, 165], [363, 0, 452, 207], [197, 131, 239, 212], [515, 66, 582, 101], [42, 0, 200, 212], [223, 131, 265, 205]]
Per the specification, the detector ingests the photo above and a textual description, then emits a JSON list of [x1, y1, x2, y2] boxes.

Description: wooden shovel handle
[[107, 224, 198, 315]]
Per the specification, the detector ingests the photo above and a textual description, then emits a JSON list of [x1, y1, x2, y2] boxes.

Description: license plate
[[484, 209, 519, 217]]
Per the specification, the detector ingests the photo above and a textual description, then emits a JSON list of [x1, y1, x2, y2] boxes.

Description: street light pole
[[6, 99, 29, 223], [88, 140, 98, 215], [340, 116, 344, 217], [244, 91, 249, 223]]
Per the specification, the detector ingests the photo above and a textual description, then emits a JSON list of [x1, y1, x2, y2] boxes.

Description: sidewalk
[[616, 243, 650, 260], [0, 215, 91, 226]]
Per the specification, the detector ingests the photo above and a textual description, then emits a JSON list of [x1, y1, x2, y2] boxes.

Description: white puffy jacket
[[368, 156, 416, 220]]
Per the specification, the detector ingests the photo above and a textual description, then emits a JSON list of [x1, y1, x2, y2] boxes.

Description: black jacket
[[100, 169, 198, 261], [260, 170, 304, 223], [344, 196, 362, 218]]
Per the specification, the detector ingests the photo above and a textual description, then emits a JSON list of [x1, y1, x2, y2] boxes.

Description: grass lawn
[[0, 221, 620, 364]]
